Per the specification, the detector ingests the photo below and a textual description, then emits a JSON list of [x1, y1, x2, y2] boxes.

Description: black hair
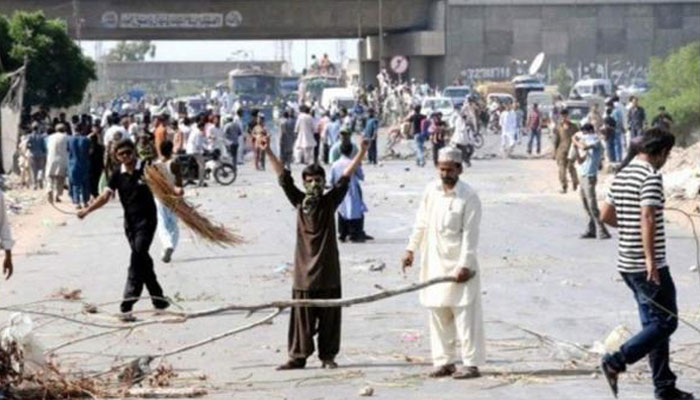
[[560, 109, 569, 116], [414, 105, 422, 113], [237, 108, 244, 117], [283, 110, 290, 118], [114, 138, 136, 153], [340, 141, 353, 157], [581, 123, 594, 132], [301, 163, 326, 181], [618, 128, 675, 171], [160, 140, 174, 158]]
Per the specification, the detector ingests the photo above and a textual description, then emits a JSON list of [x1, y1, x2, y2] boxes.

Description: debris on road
[[51, 288, 82, 300], [359, 385, 374, 396]]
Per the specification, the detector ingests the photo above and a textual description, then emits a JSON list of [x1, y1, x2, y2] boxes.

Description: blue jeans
[[415, 137, 426, 167], [604, 268, 678, 396], [527, 128, 541, 154], [614, 131, 624, 162], [606, 136, 618, 162]]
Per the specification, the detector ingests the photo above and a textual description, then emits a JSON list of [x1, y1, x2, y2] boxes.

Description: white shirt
[[450, 116, 471, 146], [407, 180, 482, 307], [0, 191, 14, 250], [500, 110, 518, 136], [45, 132, 70, 176], [294, 112, 316, 149], [186, 125, 206, 155], [127, 123, 140, 141]]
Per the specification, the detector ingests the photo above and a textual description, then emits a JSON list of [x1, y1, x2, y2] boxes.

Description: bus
[[228, 69, 279, 105]]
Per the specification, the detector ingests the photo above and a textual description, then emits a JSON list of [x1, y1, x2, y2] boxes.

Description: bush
[[643, 42, 700, 145]]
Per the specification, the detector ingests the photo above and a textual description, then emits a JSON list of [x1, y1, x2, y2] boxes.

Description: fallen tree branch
[[40, 276, 460, 354]]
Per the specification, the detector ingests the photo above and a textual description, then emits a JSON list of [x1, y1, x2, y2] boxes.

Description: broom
[[144, 165, 244, 247]]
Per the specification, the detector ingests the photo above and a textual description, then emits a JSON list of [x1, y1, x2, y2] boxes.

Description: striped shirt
[[605, 159, 666, 273]]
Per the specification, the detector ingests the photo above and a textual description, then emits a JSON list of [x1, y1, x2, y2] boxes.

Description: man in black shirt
[[78, 139, 169, 321], [405, 105, 427, 167]]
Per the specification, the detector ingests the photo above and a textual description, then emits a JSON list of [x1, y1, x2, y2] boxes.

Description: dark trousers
[[229, 143, 239, 169], [322, 143, 331, 164], [338, 214, 364, 240], [313, 133, 321, 163], [368, 139, 378, 164], [454, 144, 474, 167], [432, 141, 444, 166], [89, 166, 103, 198], [121, 222, 167, 313], [288, 288, 342, 362], [604, 268, 678, 396]]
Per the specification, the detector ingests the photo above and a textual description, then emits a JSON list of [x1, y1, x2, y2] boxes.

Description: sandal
[[453, 366, 481, 379], [429, 364, 456, 378]]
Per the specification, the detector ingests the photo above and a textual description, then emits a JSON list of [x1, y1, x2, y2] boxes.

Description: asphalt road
[[3, 136, 700, 399]]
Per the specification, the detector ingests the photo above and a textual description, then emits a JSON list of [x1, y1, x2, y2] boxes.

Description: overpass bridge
[[2, 0, 699, 86], [98, 61, 287, 82]]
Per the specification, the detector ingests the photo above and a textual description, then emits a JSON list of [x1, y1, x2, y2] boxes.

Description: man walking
[[364, 108, 379, 165], [294, 105, 316, 165], [223, 110, 243, 167], [26, 122, 47, 191], [78, 139, 170, 321], [627, 96, 646, 140], [600, 129, 693, 400], [573, 123, 610, 240], [45, 124, 70, 203], [330, 141, 371, 243], [500, 103, 518, 158], [259, 135, 368, 370], [402, 146, 485, 380], [553, 109, 579, 193], [526, 103, 542, 155], [450, 112, 474, 168], [406, 105, 426, 167], [68, 129, 92, 209], [279, 110, 297, 169]]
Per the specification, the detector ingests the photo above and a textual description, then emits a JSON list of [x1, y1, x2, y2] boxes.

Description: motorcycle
[[175, 149, 237, 186]]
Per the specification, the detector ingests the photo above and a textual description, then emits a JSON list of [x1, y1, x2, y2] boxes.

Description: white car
[[421, 97, 455, 123]]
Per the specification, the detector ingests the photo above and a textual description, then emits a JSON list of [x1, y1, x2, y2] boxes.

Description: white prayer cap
[[437, 146, 463, 164]]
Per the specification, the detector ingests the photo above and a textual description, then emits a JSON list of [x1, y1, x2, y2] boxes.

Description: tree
[[104, 41, 156, 62], [643, 41, 700, 144], [551, 63, 573, 97], [0, 11, 96, 109]]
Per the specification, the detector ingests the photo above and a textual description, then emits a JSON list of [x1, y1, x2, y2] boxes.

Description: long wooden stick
[[32, 276, 459, 355]]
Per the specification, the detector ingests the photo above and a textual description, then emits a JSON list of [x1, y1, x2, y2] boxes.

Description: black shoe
[[119, 312, 137, 323], [349, 236, 366, 243], [321, 360, 338, 369], [361, 233, 374, 241], [276, 359, 306, 370], [580, 232, 596, 239], [600, 359, 619, 398], [339, 236, 347, 243], [154, 299, 170, 311], [599, 231, 612, 240], [656, 388, 695, 400]]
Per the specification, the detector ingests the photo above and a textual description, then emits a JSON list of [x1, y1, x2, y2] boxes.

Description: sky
[[80, 39, 359, 72]]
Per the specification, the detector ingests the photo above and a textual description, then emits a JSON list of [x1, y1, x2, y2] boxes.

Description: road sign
[[390, 55, 409, 74]]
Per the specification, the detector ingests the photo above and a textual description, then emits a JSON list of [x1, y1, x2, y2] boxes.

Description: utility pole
[[378, 0, 384, 70]]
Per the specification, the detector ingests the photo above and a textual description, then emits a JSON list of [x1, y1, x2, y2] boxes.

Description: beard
[[441, 176, 458, 187]]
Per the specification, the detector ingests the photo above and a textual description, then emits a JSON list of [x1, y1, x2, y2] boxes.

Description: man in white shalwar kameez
[[500, 103, 518, 158], [402, 146, 485, 379]]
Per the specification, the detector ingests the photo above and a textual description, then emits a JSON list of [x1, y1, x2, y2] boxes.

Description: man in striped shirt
[[600, 129, 693, 400]]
